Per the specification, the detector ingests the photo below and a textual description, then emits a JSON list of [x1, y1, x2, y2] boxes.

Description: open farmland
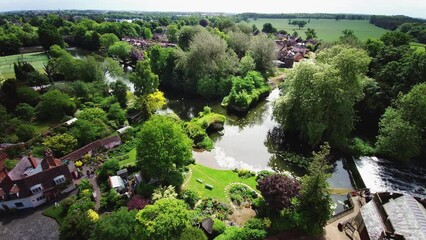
[[0, 52, 49, 79], [249, 18, 389, 42]]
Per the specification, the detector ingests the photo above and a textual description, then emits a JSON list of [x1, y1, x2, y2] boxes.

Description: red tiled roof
[[28, 155, 38, 168]]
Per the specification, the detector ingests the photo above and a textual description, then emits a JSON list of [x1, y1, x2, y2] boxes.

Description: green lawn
[[42, 204, 66, 225], [410, 42, 426, 53], [184, 164, 258, 202], [249, 18, 389, 42], [118, 148, 137, 167], [0, 52, 49, 79]]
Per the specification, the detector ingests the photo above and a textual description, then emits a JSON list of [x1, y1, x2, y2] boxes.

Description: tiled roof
[[8, 156, 43, 181]]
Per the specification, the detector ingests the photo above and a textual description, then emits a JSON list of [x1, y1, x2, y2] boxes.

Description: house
[[0, 149, 75, 211], [60, 135, 122, 162], [344, 192, 426, 240]]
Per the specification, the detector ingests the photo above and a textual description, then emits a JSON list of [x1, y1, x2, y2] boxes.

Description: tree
[[108, 103, 126, 126], [60, 209, 95, 240], [91, 208, 137, 240], [305, 28, 317, 39], [298, 143, 333, 235], [16, 124, 35, 141], [257, 174, 300, 211], [97, 159, 120, 182], [166, 24, 179, 43], [273, 46, 371, 147], [380, 31, 411, 47], [180, 189, 200, 208], [14, 103, 35, 120], [130, 58, 159, 97], [142, 27, 153, 39], [76, 107, 108, 124], [339, 29, 361, 46], [179, 227, 207, 240], [135, 198, 192, 240], [100, 33, 119, 50], [43, 133, 78, 157], [199, 18, 209, 27], [249, 34, 275, 74], [136, 115, 192, 181], [69, 119, 110, 146], [229, 31, 251, 58], [262, 23, 276, 33], [108, 41, 132, 62], [110, 80, 128, 108], [376, 83, 426, 162], [145, 90, 166, 112], [35, 90, 76, 121], [38, 21, 64, 50], [177, 25, 204, 50]]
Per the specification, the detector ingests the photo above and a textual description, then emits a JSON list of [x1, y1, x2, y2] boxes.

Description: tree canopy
[[136, 115, 193, 181], [135, 198, 192, 240]]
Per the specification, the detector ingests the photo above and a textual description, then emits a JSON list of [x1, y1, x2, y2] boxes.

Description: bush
[[180, 189, 200, 208], [164, 171, 184, 191], [127, 195, 150, 211], [15, 103, 35, 120], [238, 169, 255, 179], [179, 227, 207, 240], [16, 124, 35, 141], [256, 170, 274, 182], [212, 219, 226, 236], [349, 137, 375, 157], [137, 182, 155, 198], [229, 185, 257, 206]]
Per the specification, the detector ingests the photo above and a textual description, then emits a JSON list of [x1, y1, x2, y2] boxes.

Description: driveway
[[0, 205, 59, 240]]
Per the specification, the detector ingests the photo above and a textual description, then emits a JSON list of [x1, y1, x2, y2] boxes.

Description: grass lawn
[[184, 164, 258, 202], [118, 148, 137, 167], [248, 18, 389, 42], [0, 52, 49, 79], [42, 204, 66, 225], [410, 42, 426, 53]]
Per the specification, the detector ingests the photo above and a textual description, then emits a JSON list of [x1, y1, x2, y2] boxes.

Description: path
[[88, 174, 101, 210], [323, 196, 362, 240], [0, 205, 59, 240]]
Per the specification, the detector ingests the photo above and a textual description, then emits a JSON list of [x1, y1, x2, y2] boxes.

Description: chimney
[[28, 154, 38, 168], [44, 149, 57, 167]]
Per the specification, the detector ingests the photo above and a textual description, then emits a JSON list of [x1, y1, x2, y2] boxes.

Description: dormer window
[[30, 184, 43, 195], [54, 175, 65, 185]]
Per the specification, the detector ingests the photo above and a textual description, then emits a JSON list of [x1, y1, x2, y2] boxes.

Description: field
[[248, 18, 389, 42], [0, 52, 49, 79], [184, 164, 258, 202]]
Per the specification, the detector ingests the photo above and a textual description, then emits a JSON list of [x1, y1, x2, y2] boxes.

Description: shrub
[[238, 169, 255, 179], [229, 185, 257, 206], [179, 226, 207, 240], [256, 170, 274, 182], [16, 124, 35, 141], [349, 137, 375, 157], [180, 189, 200, 208], [137, 182, 155, 198], [212, 219, 226, 236]]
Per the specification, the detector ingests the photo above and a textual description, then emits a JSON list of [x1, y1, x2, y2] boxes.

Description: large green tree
[[135, 198, 192, 240], [136, 115, 192, 181], [376, 83, 426, 162], [130, 57, 159, 97], [273, 46, 371, 147], [297, 143, 333, 235], [91, 208, 137, 240], [43, 133, 78, 157], [35, 90, 76, 121], [38, 21, 65, 50], [249, 34, 275, 74]]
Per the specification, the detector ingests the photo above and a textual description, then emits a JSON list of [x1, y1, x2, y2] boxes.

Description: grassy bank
[[184, 164, 258, 202], [248, 18, 389, 42]]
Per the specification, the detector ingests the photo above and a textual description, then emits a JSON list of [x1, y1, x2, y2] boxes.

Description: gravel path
[[0, 205, 59, 240]]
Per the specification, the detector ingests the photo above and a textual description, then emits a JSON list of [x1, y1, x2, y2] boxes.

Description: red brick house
[[0, 149, 75, 211]]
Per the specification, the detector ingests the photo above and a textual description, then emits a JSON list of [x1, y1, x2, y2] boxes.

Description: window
[[36, 196, 45, 201], [30, 184, 43, 195], [15, 202, 24, 208], [54, 175, 65, 185]]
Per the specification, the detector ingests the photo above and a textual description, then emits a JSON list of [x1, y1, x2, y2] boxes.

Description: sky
[[1, 0, 426, 19]]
